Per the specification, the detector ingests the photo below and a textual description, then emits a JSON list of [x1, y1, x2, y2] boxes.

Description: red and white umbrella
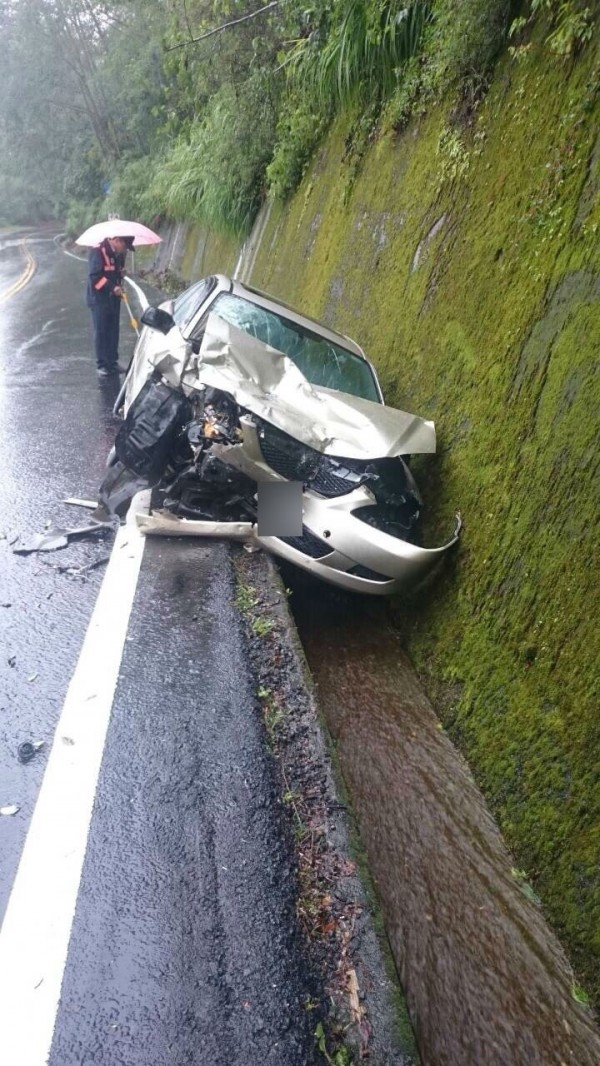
[[75, 219, 161, 247]]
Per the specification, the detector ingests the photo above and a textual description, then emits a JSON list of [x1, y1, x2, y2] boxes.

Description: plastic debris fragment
[[12, 523, 109, 555], [64, 498, 98, 509]]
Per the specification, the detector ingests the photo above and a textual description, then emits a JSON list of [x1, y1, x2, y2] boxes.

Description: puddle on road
[[289, 580, 600, 1065]]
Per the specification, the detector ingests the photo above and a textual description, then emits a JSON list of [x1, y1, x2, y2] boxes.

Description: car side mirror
[[140, 306, 175, 335]]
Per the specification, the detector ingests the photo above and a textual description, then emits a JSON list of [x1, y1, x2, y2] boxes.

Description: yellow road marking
[[0, 240, 36, 304]]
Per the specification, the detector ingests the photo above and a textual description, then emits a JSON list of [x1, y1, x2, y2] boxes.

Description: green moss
[[252, 42, 600, 1003], [180, 223, 239, 281]]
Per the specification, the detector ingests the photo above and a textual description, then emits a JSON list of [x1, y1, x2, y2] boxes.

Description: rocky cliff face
[[246, 41, 600, 1003]]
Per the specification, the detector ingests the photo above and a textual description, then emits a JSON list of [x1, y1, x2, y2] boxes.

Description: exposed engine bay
[[99, 376, 423, 543]]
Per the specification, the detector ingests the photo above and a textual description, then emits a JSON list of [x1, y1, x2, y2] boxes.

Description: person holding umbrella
[[76, 219, 161, 377], [85, 233, 134, 377]]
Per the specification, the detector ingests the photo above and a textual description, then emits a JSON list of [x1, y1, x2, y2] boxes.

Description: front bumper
[[134, 494, 461, 597], [213, 417, 461, 594], [259, 493, 461, 595]]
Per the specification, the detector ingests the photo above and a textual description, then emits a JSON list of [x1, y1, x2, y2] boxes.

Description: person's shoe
[[96, 366, 110, 378]]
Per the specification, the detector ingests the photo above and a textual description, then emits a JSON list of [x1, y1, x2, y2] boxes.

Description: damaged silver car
[[98, 274, 460, 595]]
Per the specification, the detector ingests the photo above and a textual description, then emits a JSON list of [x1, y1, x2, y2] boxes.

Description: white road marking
[[59, 242, 85, 263], [0, 491, 150, 1066]]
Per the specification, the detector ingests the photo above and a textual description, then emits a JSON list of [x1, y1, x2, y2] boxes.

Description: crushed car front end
[[99, 284, 460, 596]]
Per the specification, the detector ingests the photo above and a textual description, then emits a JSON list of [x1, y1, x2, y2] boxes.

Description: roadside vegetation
[[249, 16, 600, 1011], [0, 2, 596, 236]]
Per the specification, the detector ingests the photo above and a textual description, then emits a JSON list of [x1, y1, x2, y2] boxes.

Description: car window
[[193, 293, 380, 402], [172, 278, 215, 330]]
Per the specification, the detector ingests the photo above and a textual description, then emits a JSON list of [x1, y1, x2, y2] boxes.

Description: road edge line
[[0, 492, 150, 1066]]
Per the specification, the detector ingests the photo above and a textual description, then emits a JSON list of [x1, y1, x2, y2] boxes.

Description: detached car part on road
[[98, 274, 460, 595]]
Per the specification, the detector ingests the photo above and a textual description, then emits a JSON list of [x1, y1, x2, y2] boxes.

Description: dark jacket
[[86, 239, 124, 308]]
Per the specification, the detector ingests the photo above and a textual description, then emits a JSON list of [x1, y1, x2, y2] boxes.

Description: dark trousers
[[90, 299, 121, 369]]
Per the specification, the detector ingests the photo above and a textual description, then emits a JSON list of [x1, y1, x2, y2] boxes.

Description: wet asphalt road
[[0, 233, 317, 1064], [0, 230, 129, 916], [49, 541, 314, 1065]]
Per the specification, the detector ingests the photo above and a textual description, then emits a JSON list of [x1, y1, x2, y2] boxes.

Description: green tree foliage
[[420, 0, 513, 98], [149, 73, 279, 235], [0, 0, 167, 223], [267, 87, 331, 201], [0, 0, 595, 229], [0, 0, 96, 220], [511, 0, 596, 58], [151, 0, 287, 234], [268, 0, 431, 198]]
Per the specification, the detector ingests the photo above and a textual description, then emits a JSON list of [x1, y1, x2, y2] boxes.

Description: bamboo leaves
[[284, 1, 431, 109]]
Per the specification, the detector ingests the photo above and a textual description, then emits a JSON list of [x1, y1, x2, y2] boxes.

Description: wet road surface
[[0, 233, 318, 1065], [0, 230, 132, 918], [289, 576, 600, 1065], [48, 540, 315, 1066]]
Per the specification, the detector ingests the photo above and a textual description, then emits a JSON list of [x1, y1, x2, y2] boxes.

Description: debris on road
[[243, 542, 261, 554], [12, 522, 110, 555], [40, 555, 110, 578], [135, 511, 254, 540], [13, 529, 69, 553], [0, 805, 20, 816], [64, 497, 99, 510], [18, 741, 45, 764]]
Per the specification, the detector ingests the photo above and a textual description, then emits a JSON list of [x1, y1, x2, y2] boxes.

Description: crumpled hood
[[141, 313, 436, 459]]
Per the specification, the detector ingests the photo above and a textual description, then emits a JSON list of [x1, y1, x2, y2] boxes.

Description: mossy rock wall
[[251, 43, 600, 1001], [149, 222, 239, 283], [181, 223, 239, 281]]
